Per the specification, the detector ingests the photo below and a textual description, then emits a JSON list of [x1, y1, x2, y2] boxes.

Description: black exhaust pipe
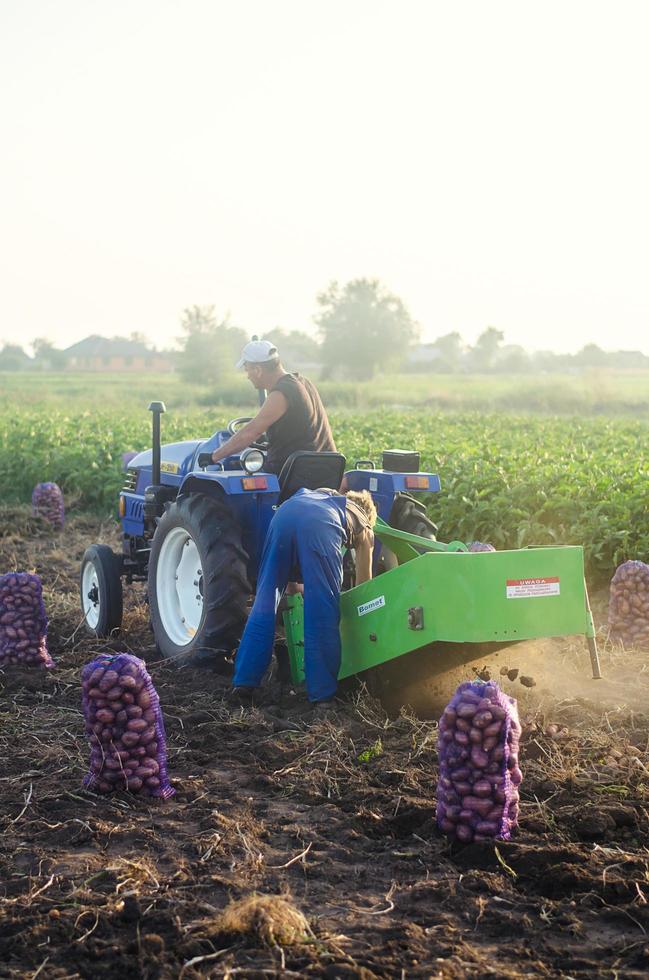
[[148, 401, 166, 486]]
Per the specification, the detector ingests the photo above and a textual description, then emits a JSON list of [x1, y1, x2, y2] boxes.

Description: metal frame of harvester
[[283, 518, 601, 704]]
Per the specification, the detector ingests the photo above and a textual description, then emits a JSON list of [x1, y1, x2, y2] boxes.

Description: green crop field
[[3, 367, 649, 414], [2, 373, 648, 584]]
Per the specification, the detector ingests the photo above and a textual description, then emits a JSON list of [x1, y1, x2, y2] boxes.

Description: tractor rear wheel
[[148, 494, 251, 665], [389, 493, 437, 540], [80, 544, 123, 637]]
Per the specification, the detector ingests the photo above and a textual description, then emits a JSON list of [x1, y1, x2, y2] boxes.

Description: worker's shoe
[[227, 685, 257, 707], [310, 698, 337, 719]]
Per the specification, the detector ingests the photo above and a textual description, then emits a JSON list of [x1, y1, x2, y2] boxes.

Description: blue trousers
[[233, 488, 346, 702]]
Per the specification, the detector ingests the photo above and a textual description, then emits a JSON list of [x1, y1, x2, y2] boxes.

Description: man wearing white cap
[[210, 339, 336, 474]]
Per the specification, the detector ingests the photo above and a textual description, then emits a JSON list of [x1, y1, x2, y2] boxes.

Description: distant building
[[405, 343, 443, 368], [63, 335, 174, 372]]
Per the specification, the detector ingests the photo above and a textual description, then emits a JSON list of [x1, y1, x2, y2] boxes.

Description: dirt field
[[2, 509, 649, 979]]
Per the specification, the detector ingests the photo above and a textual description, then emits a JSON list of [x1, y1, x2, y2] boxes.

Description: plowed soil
[[1, 508, 649, 979]]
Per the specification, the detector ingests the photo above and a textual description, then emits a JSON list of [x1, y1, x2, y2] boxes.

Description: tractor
[[81, 401, 601, 712]]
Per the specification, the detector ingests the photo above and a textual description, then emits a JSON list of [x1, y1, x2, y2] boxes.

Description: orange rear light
[[119, 495, 126, 516], [242, 477, 268, 490], [405, 476, 429, 489]]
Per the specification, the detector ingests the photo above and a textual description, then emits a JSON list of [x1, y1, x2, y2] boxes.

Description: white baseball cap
[[235, 339, 279, 369]]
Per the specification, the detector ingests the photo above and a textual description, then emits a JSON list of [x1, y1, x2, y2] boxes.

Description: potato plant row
[[1, 408, 648, 582]]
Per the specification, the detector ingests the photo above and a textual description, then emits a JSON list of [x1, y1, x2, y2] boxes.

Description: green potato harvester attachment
[[283, 518, 601, 714]]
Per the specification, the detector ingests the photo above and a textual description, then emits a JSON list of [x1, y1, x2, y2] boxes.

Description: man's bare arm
[[211, 391, 288, 463], [353, 528, 374, 586]]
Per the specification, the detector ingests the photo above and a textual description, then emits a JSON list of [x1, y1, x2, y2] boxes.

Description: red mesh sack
[[0, 572, 53, 669], [437, 680, 521, 843], [608, 560, 649, 648], [81, 653, 174, 798], [32, 482, 65, 529]]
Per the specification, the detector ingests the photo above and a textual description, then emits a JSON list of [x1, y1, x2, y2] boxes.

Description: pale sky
[[1, 0, 648, 354]]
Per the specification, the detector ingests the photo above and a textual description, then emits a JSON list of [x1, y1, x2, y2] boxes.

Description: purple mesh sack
[[32, 482, 65, 528], [122, 451, 138, 471], [608, 560, 649, 648], [81, 652, 174, 798], [0, 572, 54, 669], [467, 541, 496, 553], [437, 680, 521, 843]]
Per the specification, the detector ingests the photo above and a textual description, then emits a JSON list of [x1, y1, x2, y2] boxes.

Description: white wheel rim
[[82, 562, 101, 629], [156, 526, 203, 647]]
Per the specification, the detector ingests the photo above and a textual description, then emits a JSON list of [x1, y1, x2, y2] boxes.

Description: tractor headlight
[[241, 448, 265, 474]]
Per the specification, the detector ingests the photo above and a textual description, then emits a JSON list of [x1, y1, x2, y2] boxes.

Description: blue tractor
[[80, 402, 439, 665]]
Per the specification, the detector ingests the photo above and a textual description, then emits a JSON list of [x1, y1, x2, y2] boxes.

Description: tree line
[[2, 277, 647, 380]]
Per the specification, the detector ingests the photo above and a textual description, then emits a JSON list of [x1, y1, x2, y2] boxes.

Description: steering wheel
[[227, 416, 269, 451]]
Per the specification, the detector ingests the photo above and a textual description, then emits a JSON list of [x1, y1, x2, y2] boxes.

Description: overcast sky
[[1, 0, 648, 354]]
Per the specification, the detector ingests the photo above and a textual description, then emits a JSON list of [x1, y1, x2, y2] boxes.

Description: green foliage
[[333, 411, 649, 583], [1, 391, 648, 587], [315, 278, 418, 380], [358, 738, 383, 763]]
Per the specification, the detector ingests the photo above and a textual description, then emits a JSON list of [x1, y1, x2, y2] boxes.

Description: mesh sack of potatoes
[[31, 482, 65, 529], [608, 560, 649, 648], [81, 652, 174, 798], [467, 541, 496, 552], [0, 572, 54, 668], [436, 680, 521, 843]]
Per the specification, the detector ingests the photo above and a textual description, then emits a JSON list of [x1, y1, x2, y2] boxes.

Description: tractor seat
[[277, 451, 347, 505]]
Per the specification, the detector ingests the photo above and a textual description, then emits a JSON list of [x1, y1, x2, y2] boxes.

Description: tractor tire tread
[[149, 493, 251, 664]]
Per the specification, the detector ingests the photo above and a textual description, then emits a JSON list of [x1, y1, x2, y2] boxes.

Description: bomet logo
[[357, 595, 386, 617]]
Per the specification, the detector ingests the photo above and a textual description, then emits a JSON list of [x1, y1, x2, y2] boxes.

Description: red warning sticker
[[506, 577, 560, 598]]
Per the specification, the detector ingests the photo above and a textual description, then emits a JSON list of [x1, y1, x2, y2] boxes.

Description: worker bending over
[[232, 488, 377, 710]]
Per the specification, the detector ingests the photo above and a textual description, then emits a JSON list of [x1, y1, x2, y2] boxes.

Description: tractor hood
[[129, 440, 204, 477]]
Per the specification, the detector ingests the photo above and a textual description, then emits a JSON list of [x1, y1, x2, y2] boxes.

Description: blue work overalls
[[233, 488, 347, 702]]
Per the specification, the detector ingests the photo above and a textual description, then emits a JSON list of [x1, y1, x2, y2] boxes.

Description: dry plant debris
[[1, 505, 649, 978]]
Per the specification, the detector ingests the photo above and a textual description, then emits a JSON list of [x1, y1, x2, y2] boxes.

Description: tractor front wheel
[[148, 494, 251, 665], [80, 544, 124, 637]]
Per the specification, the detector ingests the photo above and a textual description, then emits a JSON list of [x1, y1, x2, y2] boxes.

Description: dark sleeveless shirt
[[266, 373, 336, 474]]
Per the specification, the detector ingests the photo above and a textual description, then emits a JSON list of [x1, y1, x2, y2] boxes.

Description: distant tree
[[129, 331, 151, 347], [177, 305, 246, 385], [264, 328, 320, 365], [315, 278, 418, 380], [467, 327, 505, 372], [574, 343, 607, 367], [430, 331, 464, 372], [494, 345, 531, 373], [607, 349, 649, 369], [0, 344, 30, 371], [530, 349, 574, 372], [32, 338, 66, 370]]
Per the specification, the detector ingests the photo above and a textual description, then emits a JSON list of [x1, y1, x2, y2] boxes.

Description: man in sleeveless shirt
[[232, 488, 377, 710], [210, 340, 336, 473]]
